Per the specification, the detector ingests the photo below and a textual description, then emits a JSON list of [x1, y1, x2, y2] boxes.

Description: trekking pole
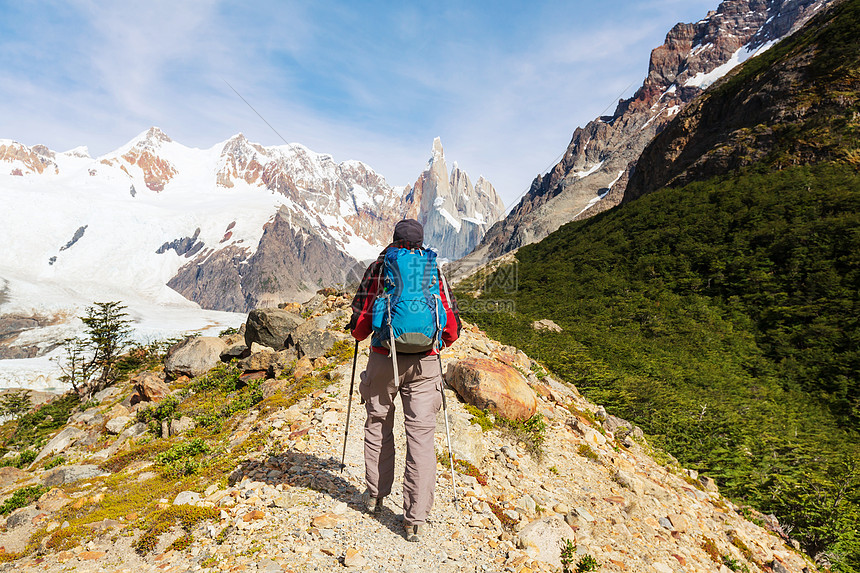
[[436, 270, 458, 508], [340, 339, 360, 473], [437, 350, 458, 509]]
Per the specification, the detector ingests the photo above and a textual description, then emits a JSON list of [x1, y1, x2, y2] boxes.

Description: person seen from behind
[[347, 218, 461, 542]]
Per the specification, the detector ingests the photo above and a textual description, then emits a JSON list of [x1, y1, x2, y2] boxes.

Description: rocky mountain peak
[[216, 134, 269, 188], [431, 136, 445, 160], [140, 126, 172, 146], [62, 146, 91, 159], [115, 134, 177, 192], [404, 139, 505, 260], [0, 131, 500, 317], [113, 127, 173, 156], [0, 140, 58, 175], [625, 0, 858, 202]]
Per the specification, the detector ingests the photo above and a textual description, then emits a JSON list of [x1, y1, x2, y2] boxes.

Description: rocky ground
[[0, 293, 815, 573]]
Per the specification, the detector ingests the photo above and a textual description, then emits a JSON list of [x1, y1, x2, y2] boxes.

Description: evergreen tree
[[81, 301, 132, 392], [55, 301, 133, 396], [0, 390, 32, 420]]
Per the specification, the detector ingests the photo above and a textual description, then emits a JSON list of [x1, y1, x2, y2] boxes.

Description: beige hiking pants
[[359, 351, 442, 526]]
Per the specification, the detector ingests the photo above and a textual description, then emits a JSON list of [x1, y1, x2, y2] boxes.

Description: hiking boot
[[404, 523, 423, 542], [362, 490, 384, 514]]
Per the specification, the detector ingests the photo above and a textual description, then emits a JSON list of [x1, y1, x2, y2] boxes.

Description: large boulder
[[294, 314, 334, 336], [220, 333, 248, 361], [532, 319, 562, 333], [244, 309, 305, 350], [43, 464, 109, 487], [238, 346, 277, 372], [269, 348, 298, 378], [293, 356, 314, 381], [445, 412, 488, 466], [237, 346, 298, 376], [261, 379, 290, 400], [37, 488, 72, 512], [32, 427, 85, 465], [446, 358, 537, 421], [91, 422, 148, 461], [517, 516, 576, 568], [295, 329, 347, 360], [603, 414, 634, 437], [129, 371, 171, 405], [5, 506, 39, 529], [170, 416, 196, 436], [165, 337, 227, 378], [105, 416, 132, 434], [0, 467, 30, 489]]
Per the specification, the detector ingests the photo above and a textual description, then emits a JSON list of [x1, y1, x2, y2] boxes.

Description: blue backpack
[[371, 247, 447, 353]]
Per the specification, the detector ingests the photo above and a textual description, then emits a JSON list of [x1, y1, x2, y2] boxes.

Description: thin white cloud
[[0, 0, 721, 205]]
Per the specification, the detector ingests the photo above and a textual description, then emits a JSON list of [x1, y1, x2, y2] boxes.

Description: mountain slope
[[455, 0, 835, 276], [0, 297, 816, 573], [460, 0, 860, 569]]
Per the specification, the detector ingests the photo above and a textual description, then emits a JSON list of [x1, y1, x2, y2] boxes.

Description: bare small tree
[[55, 336, 95, 393]]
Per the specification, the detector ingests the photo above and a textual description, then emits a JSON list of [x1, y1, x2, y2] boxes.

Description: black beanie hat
[[393, 219, 424, 244]]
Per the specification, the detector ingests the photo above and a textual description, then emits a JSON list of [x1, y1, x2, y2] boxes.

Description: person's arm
[[348, 261, 380, 341], [438, 271, 461, 347]]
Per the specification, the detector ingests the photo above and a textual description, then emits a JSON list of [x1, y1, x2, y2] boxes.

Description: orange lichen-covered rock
[[446, 357, 537, 421]]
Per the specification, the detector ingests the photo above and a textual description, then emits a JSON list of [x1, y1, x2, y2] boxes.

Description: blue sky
[[0, 0, 718, 206]]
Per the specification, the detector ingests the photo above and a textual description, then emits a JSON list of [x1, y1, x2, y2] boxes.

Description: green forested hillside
[[461, 0, 860, 569], [462, 164, 859, 569]]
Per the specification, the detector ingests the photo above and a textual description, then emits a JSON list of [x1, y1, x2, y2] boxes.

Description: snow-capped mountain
[[457, 0, 834, 274], [161, 133, 503, 311], [0, 129, 501, 388]]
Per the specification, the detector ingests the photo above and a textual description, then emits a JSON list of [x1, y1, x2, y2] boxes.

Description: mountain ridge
[[452, 0, 835, 278], [0, 131, 502, 387]]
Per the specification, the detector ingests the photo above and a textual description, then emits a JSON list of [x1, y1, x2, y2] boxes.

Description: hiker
[[347, 218, 461, 542]]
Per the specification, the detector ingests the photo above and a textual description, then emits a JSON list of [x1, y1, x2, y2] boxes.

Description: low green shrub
[[577, 444, 598, 461], [496, 414, 547, 456], [137, 395, 179, 436], [722, 554, 749, 572], [190, 363, 243, 394], [530, 363, 548, 380], [702, 537, 721, 563], [561, 539, 576, 573], [43, 456, 65, 470], [0, 449, 37, 469], [462, 404, 546, 455], [156, 438, 211, 477], [436, 452, 488, 486], [464, 404, 494, 432], [9, 393, 79, 448], [134, 505, 219, 554], [325, 339, 355, 364], [576, 554, 600, 572], [0, 485, 47, 515]]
